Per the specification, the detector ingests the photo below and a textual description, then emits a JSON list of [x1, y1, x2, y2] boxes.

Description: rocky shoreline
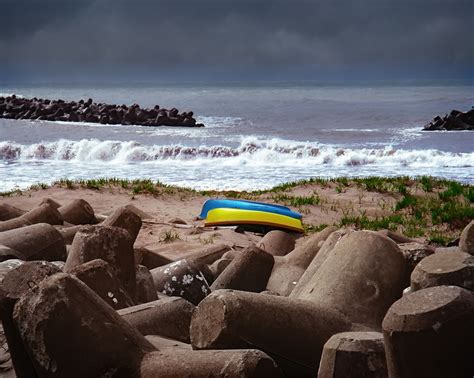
[[423, 107, 474, 131], [0, 95, 204, 127], [0, 188, 473, 377]]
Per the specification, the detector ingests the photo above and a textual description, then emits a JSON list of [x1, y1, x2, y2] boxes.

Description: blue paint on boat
[[199, 199, 302, 220]]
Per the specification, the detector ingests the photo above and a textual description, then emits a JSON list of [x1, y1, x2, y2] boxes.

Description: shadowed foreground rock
[[459, 220, 474, 254], [58, 199, 96, 225], [0, 261, 62, 378], [318, 332, 387, 378], [134, 247, 173, 269], [0, 223, 67, 262], [102, 206, 142, 243], [0, 260, 24, 283], [0, 203, 63, 232], [64, 225, 137, 299], [56, 224, 84, 244], [382, 285, 474, 378], [150, 259, 211, 305], [210, 245, 274, 292], [190, 289, 352, 374], [398, 242, 435, 278], [69, 259, 135, 310], [410, 251, 474, 291], [135, 265, 159, 304], [266, 226, 337, 296], [13, 273, 155, 377], [287, 227, 346, 297], [0, 204, 25, 221], [183, 243, 232, 265], [209, 257, 233, 277], [256, 230, 296, 256], [118, 297, 195, 343], [140, 349, 283, 378], [291, 231, 406, 330]]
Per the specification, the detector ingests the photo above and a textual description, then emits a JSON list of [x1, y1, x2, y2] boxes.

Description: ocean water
[[1, 82, 473, 191]]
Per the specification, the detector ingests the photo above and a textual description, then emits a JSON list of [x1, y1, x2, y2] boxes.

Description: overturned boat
[[200, 199, 304, 233]]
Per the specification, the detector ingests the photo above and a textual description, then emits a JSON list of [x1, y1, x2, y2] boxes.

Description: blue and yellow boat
[[200, 199, 304, 233]]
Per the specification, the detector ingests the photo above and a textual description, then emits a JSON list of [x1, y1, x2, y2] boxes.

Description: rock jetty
[[0, 198, 473, 377], [0, 94, 204, 127], [423, 107, 474, 131]]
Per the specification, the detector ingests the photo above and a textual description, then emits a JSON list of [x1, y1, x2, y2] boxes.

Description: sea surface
[[1, 82, 473, 191]]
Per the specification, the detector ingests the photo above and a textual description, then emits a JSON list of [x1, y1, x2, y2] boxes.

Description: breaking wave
[[1, 137, 473, 168]]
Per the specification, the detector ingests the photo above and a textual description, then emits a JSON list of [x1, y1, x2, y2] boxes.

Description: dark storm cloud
[[1, 0, 472, 81]]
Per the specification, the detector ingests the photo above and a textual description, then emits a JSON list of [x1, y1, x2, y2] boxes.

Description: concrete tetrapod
[[267, 226, 337, 296], [398, 242, 435, 282], [118, 297, 195, 343], [12, 273, 155, 377], [58, 199, 96, 225], [0, 203, 63, 232], [291, 231, 406, 330], [64, 225, 137, 299], [377, 229, 418, 244], [208, 257, 232, 278], [0, 204, 25, 221], [69, 259, 135, 310], [0, 223, 67, 262], [17, 203, 63, 226], [317, 332, 387, 378], [190, 289, 353, 374], [102, 206, 142, 243], [0, 246, 22, 264], [145, 335, 192, 352], [150, 259, 211, 305], [0, 260, 24, 283], [410, 251, 474, 291], [140, 349, 283, 378], [56, 224, 84, 245], [134, 247, 173, 270], [39, 198, 62, 210], [0, 261, 62, 378], [289, 227, 350, 298], [210, 245, 274, 292], [382, 285, 474, 378], [136, 265, 159, 304], [182, 244, 232, 265], [256, 230, 296, 256], [459, 220, 474, 254]]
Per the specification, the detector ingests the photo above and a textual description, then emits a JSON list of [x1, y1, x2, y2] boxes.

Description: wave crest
[[1, 138, 473, 168]]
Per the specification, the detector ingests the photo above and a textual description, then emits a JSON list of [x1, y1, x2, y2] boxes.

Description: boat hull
[[204, 208, 304, 233], [199, 199, 302, 220]]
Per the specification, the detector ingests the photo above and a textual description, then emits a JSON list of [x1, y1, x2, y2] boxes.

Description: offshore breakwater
[[0, 95, 204, 127]]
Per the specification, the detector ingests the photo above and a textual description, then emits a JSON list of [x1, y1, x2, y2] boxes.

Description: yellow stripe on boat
[[205, 208, 304, 233]]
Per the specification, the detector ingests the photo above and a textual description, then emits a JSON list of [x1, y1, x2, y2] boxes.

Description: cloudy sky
[[1, 0, 472, 82]]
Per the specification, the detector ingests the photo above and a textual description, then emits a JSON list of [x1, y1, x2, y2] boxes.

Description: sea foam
[[1, 138, 473, 168]]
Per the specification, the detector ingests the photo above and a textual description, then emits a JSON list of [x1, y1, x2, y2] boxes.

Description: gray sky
[[1, 0, 473, 82]]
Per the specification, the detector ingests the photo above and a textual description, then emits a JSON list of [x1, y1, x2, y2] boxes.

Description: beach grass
[[1, 175, 472, 245], [159, 230, 182, 243]]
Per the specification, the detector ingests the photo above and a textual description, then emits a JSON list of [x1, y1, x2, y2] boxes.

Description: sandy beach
[[2, 176, 471, 254]]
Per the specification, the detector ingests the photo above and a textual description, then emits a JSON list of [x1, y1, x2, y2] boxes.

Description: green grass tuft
[[303, 223, 329, 233], [272, 193, 320, 207], [159, 230, 181, 243]]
